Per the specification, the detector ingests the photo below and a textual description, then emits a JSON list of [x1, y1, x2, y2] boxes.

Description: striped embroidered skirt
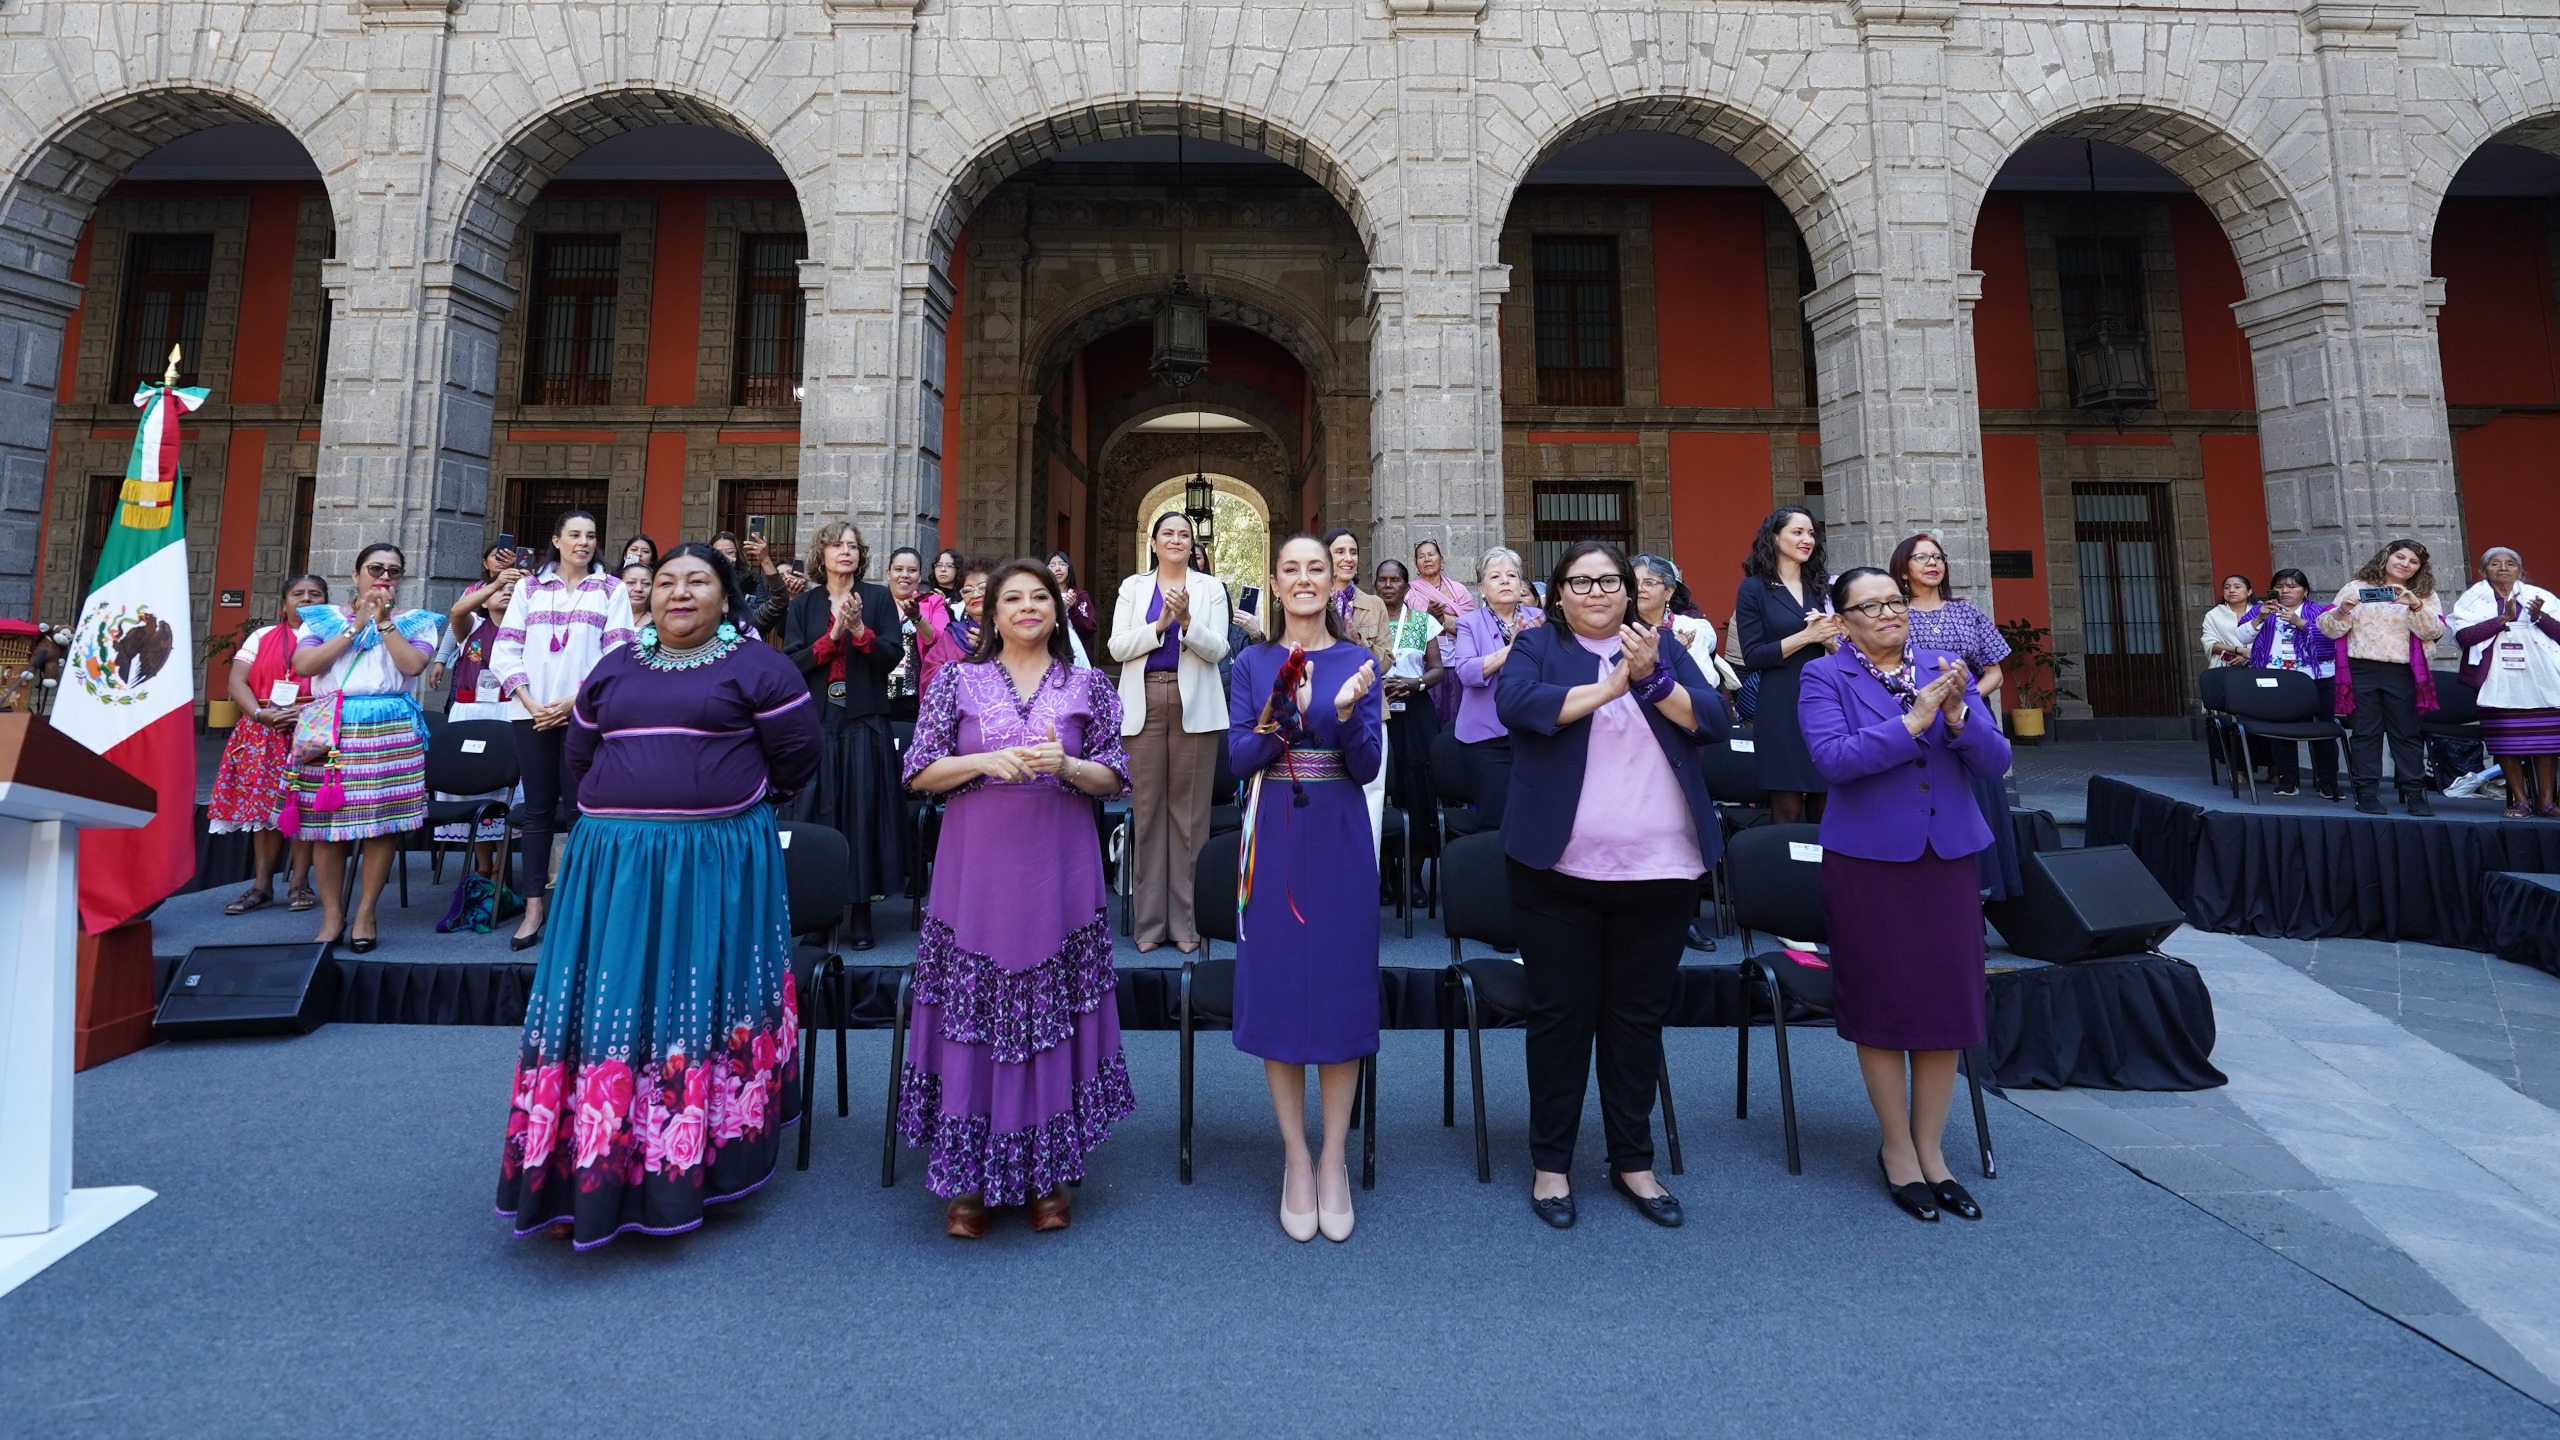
[[292, 695, 427, 842], [2482, 706, 2560, 757]]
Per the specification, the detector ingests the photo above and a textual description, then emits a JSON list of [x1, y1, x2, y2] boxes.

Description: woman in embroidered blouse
[[1374, 558, 1443, 906], [1411, 539, 1475, 728], [433, 551, 528, 878], [1229, 535, 1383, 1242], [209, 572, 328, 916], [496, 544, 821, 1249], [2448, 546, 2560, 819], [291, 542, 441, 953], [901, 558, 1134, 1239], [491, 510, 634, 951], [2243, 568, 2342, 800], [781, 520, 907, 950], [1448, 546, 1545, 827], [2202, 574, 2259, 668], [1891, 533, 2022, 899], [2319, 539, 2448, 816]]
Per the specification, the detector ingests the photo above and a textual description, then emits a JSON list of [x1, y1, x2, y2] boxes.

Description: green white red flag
[[52, 368, 209, 933]]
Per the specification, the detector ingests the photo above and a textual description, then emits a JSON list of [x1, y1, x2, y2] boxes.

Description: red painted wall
[[226, 188, 306, 404], [1970, 195, 2038, 410], [1651, 190, 1771, 408], [2200, 432, 2272, 588], [2435, 199, 2560, 407], [208, 429, 267, 694], [2170, 196, 2255, 411], [1981, 432, 2049, 640], [638, 191, 706, 539], [2457, 416, 2560, 580], [1667, 432, 1768, 619]]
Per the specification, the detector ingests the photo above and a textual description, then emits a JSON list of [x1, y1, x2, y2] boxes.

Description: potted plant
[[199, 619, 253, 729], [1996, 618, 2078, 742]]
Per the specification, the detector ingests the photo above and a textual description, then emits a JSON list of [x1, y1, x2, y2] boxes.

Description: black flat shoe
[[1879, 1153, 1940, 1223], [348, 936, 377, 955], [509, 930, 544, 952], [1608, 1172, 1684, 1228], [2354, 792, 2386, 816], [1530, 1192, 1576, 1230], [1930, 1178, 1982, 1221], [847, 906, 875, 953], [2403, 791, 2435, 818], [1684, 923, 1716, 954]]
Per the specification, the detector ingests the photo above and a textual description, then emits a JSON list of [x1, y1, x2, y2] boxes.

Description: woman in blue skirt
[[496, 544, 822, 1249], [1229, 534, 1383, 1243]]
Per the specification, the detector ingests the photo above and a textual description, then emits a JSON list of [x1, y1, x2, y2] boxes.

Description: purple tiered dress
[[1228, 641, 1386, 1064], [897, 658, 1135, 1204]]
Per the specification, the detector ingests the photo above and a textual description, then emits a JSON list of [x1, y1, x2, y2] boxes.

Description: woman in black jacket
[[780, 519, 906, 949]]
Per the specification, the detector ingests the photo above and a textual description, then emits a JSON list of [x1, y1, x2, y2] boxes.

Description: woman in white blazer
[[1110, 513, 1232, 951]]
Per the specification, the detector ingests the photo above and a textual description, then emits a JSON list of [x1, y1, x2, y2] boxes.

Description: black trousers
[[1463, 736, 1514, 828], [1510, 861, 1697, 1174], [2271, 672, 2341, 793], [511, 719, 570, 899], [2346, 658, 2426, 794]]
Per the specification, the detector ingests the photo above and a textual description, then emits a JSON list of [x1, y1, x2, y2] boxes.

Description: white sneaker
[[2445, 769, 2495, 799]]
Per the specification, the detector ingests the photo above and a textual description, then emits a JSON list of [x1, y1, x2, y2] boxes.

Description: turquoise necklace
[[636, 621, 741, 673]]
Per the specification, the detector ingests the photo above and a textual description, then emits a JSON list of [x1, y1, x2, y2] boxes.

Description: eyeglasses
[[362, 564, 404, 580], [1908, 552, 1946, 565], [1842, 597, 1910, 619], [1560, 574, 1627, 596]]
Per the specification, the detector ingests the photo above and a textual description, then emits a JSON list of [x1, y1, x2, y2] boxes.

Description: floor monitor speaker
[[1985, 845, 2185, 963], [154, 943, 340, 1039]]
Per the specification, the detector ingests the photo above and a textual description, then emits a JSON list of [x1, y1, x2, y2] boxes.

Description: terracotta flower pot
[[2008, 706, 2046, 740], [205, 698, 240, 730]]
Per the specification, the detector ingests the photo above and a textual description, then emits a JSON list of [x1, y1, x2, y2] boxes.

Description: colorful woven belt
[[1265, 748, 1349, 782]]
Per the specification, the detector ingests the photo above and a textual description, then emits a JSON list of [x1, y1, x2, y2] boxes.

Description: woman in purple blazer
[[1446, 546, 1545, 827], [1798, 567, 2012, 1225]]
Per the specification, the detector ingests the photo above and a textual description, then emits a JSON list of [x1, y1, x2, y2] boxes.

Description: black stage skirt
[[782, 707, 907, 903]]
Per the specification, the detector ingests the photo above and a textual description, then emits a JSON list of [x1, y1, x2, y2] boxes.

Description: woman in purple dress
[[1799, 567, 2013, 1225], [902, 559, 1135, 1238], [1891, 533, 2021, 900], [1229, 534, 1383, 1243]]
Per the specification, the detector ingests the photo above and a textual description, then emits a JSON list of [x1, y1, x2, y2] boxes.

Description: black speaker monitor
[[154, 943, 340, 1039], [1985, 845, 2184, 963]]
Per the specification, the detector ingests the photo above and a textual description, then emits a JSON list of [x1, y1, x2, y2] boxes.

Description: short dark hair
[[2269, 567, 2312, 593], [1744, 506, 1827, 586], [1375, 558, 1410, 584], [655, 542, 738, 606], [1829, 566, 1895, 613], [1545, 541, 1640, 631], [279, 571, 329, 603], [1887, 532, 1957, 600], [965, 558, 1077, 668]]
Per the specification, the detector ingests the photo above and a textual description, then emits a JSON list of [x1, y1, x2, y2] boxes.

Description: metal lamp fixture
[[1148, 130, 1212, 392], [2070, 319, 2156, 414]]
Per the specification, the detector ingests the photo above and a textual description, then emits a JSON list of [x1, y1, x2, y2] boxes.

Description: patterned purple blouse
[[901, 658, 1132, 801], [1904, 599, 2011, 675]]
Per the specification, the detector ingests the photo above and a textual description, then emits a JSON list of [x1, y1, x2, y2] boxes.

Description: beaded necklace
[[637, 623, 741, 673]]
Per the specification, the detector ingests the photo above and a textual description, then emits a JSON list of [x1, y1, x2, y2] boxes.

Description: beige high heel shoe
[[1280, 1165, 1318, 1243], [1318, 1164, 1355, 1243]]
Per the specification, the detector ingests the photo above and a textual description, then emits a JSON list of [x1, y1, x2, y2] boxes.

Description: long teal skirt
[[494, 805, 802, 1249]]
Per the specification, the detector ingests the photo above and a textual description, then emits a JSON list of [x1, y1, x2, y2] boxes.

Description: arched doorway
[[1132, 472, 1270, 603]]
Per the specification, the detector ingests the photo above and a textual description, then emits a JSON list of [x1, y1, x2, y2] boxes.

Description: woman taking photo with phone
[[2242, 569, 2342, 800], [781, 520, 907, 949], [291, 543, 442, 952], [2319, 539, 2448, 816], [209, 572, 329, 916], [492, 510, 634, 951], [1736, 506, 1840, 824], [1800, 567, 2013, 1224], [2449, 546, 2560, 818], [1448, 546, 1544, 827], [1109, 512, 1231, 953]]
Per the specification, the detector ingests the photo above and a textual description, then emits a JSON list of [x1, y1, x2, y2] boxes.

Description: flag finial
[[163, 345, 181, 386]]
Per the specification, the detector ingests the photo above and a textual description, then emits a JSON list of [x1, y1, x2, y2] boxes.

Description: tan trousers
[[1129, 671, 1217, 947]]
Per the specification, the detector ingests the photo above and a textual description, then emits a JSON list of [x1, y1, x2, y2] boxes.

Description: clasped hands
[[1596, 624, 1666, 699], [1902, 657, 1972, 737], [976, 722, 1075, 783]]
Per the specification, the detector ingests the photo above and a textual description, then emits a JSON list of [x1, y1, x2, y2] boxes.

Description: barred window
[[114, 234, 213, 400], [523, 235, 620, 405], [734, 234, 806, 406], [1532, 236, 1623, 407], [1530, 481, 1634, 580]]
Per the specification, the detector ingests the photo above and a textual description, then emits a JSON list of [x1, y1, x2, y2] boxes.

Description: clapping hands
[[1334, 659, 1378, 719]]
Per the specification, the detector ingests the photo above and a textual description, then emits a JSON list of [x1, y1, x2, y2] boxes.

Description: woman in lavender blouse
[[1447, 546, 1544, 827], [902, 559, 1136, 1239], [1890, 533, 2021, 900], [1799, 567, 2013, 1225], [496, 545, 821, 1250]]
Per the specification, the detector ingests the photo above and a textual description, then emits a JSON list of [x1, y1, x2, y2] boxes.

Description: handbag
[[288, 693, 347, 812], [435, 873, 527, 935]]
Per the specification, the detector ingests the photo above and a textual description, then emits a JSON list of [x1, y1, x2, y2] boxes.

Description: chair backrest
[[1431, 730, 1474, 806], [1440, 831, 1516, 952], [1699, 728, 1768, 805], [2429, 670, 2480, 726], [2198, 666, 2234, 713], [1727, 823, 1827, 945], [1194, 828, 1241, 945], [423, 718, 521, 795], [776, 820, 852, 940], [2221, 667, 2325, 724], [1212, 734, 1240, 807], [890, 719, 916, 755]]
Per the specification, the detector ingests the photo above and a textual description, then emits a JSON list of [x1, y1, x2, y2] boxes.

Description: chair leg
[[1360, 1053, 1378, 1190], [1962, 1049, 1997, 1180], [396, 836, 409, 908], [878, 969, 910, 1188], [1442, 1000, 1456, 1128], [1179, 966, 1196, 1185], [795, 1004, 817, 1173], [1399, 830, 1415, 940], [1767, 965, 1803, 1176], [1462, 972, 1491, 1184], [1658, 1059, 1684, 1177], [1734, 961, 1752, 1120], [834, 959, 851, 1118]]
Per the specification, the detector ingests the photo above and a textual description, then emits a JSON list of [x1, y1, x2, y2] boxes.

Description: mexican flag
[[52, 374, 209, 934]]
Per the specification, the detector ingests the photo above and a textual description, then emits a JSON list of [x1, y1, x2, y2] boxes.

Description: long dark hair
[[1045, 549, 1081, 592], [1744, 506, 1826, 588], [353, 541, 404, 576], [1887, 532, 1958, 600], [2353, 539, 2437, 600], [930, 546, 967, 602], [541, 511, 599, 574], [1146, 511, 1193, 571], [964, 558, 1077, 669], [1260, 533, 1356, 649], [1546, 540, 1641, 632], [618, 533, 660, 569]]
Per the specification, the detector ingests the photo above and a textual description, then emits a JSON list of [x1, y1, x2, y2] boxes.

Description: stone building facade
[[2, 0, 2558, 724]]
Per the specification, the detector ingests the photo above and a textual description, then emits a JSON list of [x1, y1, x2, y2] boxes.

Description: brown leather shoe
[[944, 1194, 992, 1239], [1028, 1189, 1072, 1233]]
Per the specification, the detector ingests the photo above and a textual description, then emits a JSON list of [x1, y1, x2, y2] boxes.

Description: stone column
[[2249, 1, 2466, 586], [1812, 0, 1990, 581], [0, 264, 79, 617], [1371, 0, 1507, 581]]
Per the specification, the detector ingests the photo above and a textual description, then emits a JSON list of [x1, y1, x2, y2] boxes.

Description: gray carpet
[[5, 1023, 2552, 1437]]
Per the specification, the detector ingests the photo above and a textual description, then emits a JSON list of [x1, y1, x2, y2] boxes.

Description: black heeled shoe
[[848, 904, 875, 953], [1930, 1178, 1983, 1221], [347, 935, 378, 955], [1608, 1172, 1684, 1228], [1879, 1153, 1940, 1223], [1530, 1191, 1576, 1230], [508, 930, 543, 952]]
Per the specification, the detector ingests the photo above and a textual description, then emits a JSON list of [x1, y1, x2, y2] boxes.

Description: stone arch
[[1104, 444, 1295, 585], [1954, 101, 2324, 297], [1091, 385, 1306, 480], [2409, 101, 2560, 253], [1027, 281, 1341, 400]]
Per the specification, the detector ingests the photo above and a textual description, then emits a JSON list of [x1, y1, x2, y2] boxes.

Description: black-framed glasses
[[1842, 597, 1909, 619], [362, 564, 404, 581], [1561, 574, 1627, 596]]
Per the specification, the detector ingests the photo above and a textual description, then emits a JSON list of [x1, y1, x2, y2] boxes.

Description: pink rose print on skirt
[[516, 1062, 567, 1174], [572, 1059, 636, 1174]]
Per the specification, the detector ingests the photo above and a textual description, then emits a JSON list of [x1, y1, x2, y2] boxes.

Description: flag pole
[[164, 344, 181, 388]]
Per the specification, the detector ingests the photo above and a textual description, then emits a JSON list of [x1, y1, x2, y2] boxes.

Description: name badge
[[460, 739, 487, 754], [2255, 677, 2278, 688], [1788, 841, 1823, 864], [2500, 639, 2527, 671], [268, 681, 299, 708], [1730, 738, 1756, 753]]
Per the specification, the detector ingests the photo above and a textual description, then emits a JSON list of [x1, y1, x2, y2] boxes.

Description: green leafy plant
[[199, 617, 254, 671], [1997, 617, 2079, 711]]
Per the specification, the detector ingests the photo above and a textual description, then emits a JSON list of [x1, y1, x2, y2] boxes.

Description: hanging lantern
[[1183, 471, 1213, 519], [2070, 320, 2156, 414], [1150, 281, 1212, 391], [1190, 500, 1217, 552]]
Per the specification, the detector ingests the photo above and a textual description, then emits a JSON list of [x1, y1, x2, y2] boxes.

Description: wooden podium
[[0, 715, 159, 1296]]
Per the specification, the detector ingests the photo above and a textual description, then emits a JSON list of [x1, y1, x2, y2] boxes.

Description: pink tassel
[[277, 799, 302, 838], [313, 766, 346, 813]]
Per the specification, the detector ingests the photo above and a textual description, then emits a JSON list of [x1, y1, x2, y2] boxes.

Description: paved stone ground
[[2246, 937, 2560, 1112], [2006, 736, 2202, 826]]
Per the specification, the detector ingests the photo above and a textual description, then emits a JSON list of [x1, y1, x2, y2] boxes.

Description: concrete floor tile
[[2112, 1145, 2272, 1195], [2240, 1091, 2438, 1145], [2340, 1184, 2560, 1259], [2405, 1026, 2521, 1065], [2214, 1142, 2328, 1189], [2125, 1103, 2278, 1147]]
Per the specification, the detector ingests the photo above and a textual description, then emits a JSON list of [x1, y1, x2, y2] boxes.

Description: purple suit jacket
[[1448, 603, 1545, 744], [1798, 646, 2013, 863]]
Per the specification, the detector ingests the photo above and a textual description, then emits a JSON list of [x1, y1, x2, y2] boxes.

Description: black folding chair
[[2220, 668, 2347, 804], [2198, 668, 2238, 786], [1697, 729, 1768, 938], [421, 719, 522, 903], [774, 821, 855, 1174], [1183, 829, 1378, 1189], [1427, 729, 1482, 916], [1728, 824, 1993, 1179], [2420, 669, 2484, 751], [1438, 831, 1682, 1184], [1210, 737, 1243, 837]]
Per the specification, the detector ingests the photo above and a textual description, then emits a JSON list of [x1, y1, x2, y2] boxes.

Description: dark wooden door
[[2072, 482, 2182, 717]]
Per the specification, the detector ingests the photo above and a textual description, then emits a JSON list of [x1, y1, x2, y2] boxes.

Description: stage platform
[[2087, 774, 2560, 950]]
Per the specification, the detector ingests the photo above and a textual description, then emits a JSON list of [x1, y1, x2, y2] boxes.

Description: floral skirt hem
[[896, 1056, 1136, 1205]]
